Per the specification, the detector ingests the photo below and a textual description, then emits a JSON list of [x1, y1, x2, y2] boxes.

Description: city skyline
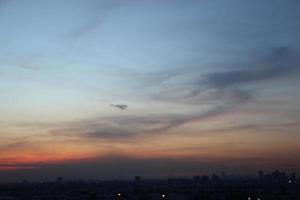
[[0, 0, 300, 181]]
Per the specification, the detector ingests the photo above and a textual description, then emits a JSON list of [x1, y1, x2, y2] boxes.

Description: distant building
[[56, 176, 64, 183], [211, 174, 220, 182], [291, 172, 296, 181], [259, 170, 264, 180], [222, 171, 226, 179], [193, 176, 200, 182], [134, 176, 141, 181], [201, 176, 210, 182]]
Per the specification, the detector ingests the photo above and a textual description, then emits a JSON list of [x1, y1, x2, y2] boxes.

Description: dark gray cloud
[[206, 47, 299, 88], [110, 104, 128, 110], [152, 46, 300, 104]]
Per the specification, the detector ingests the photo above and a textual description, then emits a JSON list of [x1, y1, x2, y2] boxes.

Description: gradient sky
[[1, 0, 300, 182]]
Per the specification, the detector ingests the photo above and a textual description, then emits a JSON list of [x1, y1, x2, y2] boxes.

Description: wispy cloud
[[46, 104, 231, 140], [0, 163, 39, 171], [205, 47, 299, 88], [69, 0, 123, 38], [153, 46, 300, 102], [17, 46, 300, 141]]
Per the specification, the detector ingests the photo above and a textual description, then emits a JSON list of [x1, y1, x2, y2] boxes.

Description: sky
[[0, 0, 300, 182]]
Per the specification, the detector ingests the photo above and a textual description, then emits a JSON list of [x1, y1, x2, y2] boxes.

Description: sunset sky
[[0, 0, 300, 181]]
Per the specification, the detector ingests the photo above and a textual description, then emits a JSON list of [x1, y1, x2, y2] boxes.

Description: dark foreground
[[0, 171, 299, 200]]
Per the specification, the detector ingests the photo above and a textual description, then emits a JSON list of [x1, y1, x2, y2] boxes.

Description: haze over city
[[0, 0, 300, 182]]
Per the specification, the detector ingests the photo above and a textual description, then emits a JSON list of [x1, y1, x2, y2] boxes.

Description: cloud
[[0, 163, 39, 170], [49, 114, 184, 140], [48, 103, 233, 141], [16, 46, 300, 141], [205, 47, 299, 88], [69, 0, 123, 38], [151, 46, 299, 104], [110, 104, 128, 110]]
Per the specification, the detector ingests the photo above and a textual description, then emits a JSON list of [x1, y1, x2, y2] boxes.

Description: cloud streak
[[18, 46, 300, 141], [48, 103, 234, 141], [205, 47, 299, 88], [69, 0, 123, 38], [154, 46, 299, 102]]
